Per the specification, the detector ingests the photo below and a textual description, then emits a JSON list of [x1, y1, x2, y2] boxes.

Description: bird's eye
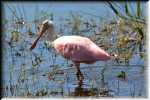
[[43, 20, 49, 24]]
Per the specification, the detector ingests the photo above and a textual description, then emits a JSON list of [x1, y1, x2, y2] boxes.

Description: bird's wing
[[62, 39, 98, 63], [53, 36, 110, 63]]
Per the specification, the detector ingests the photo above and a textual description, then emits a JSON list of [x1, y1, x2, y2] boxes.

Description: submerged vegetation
[[2, 1, 146, 97]]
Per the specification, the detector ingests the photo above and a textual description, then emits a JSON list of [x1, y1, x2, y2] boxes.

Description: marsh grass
[[2, 2, 146, 97]]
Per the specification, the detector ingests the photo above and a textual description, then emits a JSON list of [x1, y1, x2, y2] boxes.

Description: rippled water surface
[[2, 2, 147, 97]]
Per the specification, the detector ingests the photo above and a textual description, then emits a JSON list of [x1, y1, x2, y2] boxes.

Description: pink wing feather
[[53, 36, 111, 64]]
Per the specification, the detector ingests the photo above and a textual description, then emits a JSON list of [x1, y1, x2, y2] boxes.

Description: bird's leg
[[74, 62, 84, 81]]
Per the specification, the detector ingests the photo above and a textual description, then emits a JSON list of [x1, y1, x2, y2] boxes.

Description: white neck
[[45, 27, 57, 42], [45, 40, 54, 48]]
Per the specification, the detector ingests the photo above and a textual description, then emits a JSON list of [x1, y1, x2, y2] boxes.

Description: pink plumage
[[30, 20, 112, 81], [53, 36, 111, 64]]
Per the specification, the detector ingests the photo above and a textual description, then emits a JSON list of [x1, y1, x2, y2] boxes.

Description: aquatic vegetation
[[116, 71, 126, 80], [2, 1, 146, 98], [11, 30, 20, 42]]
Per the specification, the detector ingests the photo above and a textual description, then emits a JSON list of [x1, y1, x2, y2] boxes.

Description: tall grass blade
[[124, 2, 131, 17], [107, 2, 120, 16], [137, 1, 141, 18]]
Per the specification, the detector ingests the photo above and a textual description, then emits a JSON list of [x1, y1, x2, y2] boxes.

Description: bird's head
[[30, 19, 55, 50], [42, 19, 54, 32]]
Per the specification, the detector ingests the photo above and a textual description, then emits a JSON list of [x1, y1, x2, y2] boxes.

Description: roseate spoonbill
[[30, 20, 113, 81]]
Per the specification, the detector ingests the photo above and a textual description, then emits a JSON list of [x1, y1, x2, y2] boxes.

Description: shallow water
[[2, 2, 147, 97]]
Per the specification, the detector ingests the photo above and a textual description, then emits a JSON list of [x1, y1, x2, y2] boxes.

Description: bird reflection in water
[[71, 78, 98, 97], [71, 67, 113, 97]]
